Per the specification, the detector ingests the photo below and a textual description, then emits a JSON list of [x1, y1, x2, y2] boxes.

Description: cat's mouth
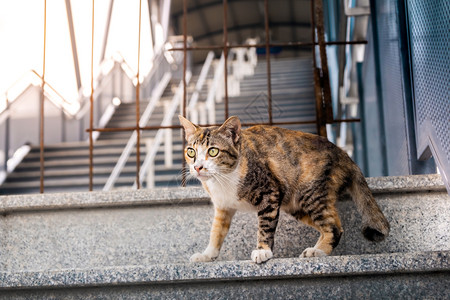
[[191, 170, 211, 181]]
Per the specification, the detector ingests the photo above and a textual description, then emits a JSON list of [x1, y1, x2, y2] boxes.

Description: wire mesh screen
[[373, 0, 411, 175], [407, 0, 450, 189]]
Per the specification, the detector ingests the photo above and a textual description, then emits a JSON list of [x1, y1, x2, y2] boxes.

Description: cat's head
[[179, 115, 241, 181]]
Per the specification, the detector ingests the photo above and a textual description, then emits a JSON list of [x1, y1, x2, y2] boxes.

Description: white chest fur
[[204, 168, 256, 212]]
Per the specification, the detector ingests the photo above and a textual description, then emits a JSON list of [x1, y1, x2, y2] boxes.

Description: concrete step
[[14, 152, 184, 170], [0, 252, 447, 299], [0, 175, 448, 298], [0, 169, 194, 194], [23, 144, 184, 162], [0, 159, 189, 194], [0, 137, 190, 194], [5, 163, 184, 181]]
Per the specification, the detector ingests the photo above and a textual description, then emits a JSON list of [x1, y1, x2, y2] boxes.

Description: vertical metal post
[[135, 0, 143, 189], [89, 0, 95, 191], [310, 0, 327, 137], [40, 0, 47, 194], [164, 101, 173, 167], [4, 99, 10, 172], [61, 110, 66, 142], [181, 0, 188, 187], [264, 0, 273, 124], [314, 0, 334, 123], [145, 138, 155, 188], [223, 0, 229, 120]]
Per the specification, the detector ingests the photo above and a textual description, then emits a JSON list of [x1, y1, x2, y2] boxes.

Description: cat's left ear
[[179, 115, 199, 141], [218, 116, 241, 144]]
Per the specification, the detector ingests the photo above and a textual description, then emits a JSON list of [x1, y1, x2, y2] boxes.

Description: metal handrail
[[76, 52, 148, 120], [135, 71, 192, 188], [0, 51, 144, 122], [205, 52, 225, 125], [0, 69, 76, 118], [136, 46, 257, 188], [188, 51, 215, 113], [337, 0, 370, 149], [137, 51, 216, 188], [0, 50, 167, 163], [103, 72, 173, 191]]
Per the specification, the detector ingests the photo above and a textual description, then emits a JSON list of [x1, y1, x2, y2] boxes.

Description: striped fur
[[179, 116, 390, 264]]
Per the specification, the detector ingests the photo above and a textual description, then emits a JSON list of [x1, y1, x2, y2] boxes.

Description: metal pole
[[101, 0, 114, 62], [147, 0, 155, 49], [264, 0, 273, 124], [310, 0, 327, 137], [88, 117, 360, 133], [181, 0, 188, 187], [4, 99, 10, 172], [135, 0, 143, 189], [314, 0, 333, 123], [168, 40, 368, 52], [223, 0, 229, 120], [40, 0, 47, 194], [65, 0, 82, 91], [89, 0, 95, 191], [161, 0, 171, 42]]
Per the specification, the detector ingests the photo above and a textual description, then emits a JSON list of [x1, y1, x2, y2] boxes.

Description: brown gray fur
[[179, 115, 389, 264]]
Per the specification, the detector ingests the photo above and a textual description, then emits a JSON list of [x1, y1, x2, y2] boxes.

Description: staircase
[[1, 58, 448, 298], [0, 56, 317, 194], [0, 93, 182, 194], [0, 175, 448, 298], [216, 57, 316, 131]]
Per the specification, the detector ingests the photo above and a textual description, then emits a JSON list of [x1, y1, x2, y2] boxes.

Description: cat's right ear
[[178, 115, 199, 141], [218, 116, 241, 144]]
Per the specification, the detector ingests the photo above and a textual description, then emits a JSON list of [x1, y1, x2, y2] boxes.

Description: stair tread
[[0, 250, 446, 290], [0, 172, 193, 190], [25, 144, 184, 160], [5, 164, 185, 179], [0, 175, 447, 296]]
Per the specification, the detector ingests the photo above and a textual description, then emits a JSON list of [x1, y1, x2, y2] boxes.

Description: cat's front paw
[[190, 252, 214, 262], [190, 246, 219, 262], [251, 249, 273, 264], [300, 247, 327, 258]]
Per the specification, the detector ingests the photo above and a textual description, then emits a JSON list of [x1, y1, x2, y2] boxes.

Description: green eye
[[186, 148, 196, 158], [208, 147, 219, 157]]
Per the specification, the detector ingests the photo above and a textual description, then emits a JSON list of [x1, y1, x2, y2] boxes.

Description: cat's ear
[[178, 115, 199, 140], [218, 116, 241, 144]]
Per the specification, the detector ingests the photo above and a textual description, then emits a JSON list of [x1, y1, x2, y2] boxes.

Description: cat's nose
[[194, 165, 203, 173]]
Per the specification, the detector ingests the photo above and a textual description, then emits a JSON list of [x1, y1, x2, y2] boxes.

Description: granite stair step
[[0, 175, 448, 298]]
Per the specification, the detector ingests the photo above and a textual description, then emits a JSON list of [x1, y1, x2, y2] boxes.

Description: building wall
[[358, 0, 436, 177]]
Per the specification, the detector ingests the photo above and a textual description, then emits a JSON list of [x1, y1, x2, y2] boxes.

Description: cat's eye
[[186, 148, 196, 158], [208, 147, 219, 157]]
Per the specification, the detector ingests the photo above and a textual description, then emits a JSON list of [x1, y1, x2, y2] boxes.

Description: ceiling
[[170, 0, 315, 63]]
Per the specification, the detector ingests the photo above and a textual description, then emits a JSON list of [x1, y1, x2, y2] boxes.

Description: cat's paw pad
[[251, 249, 273, 264], [190, 252, 214, 262], [300, 247, 327, 258]]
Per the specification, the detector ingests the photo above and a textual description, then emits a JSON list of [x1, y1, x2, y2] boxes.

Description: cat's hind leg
[[294, 194, 343, 258], [298, 214, 342, 257], [190, 208, 235, 262]]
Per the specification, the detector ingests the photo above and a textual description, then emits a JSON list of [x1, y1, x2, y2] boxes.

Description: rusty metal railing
[[75, 0, 365, 191], [2, 0, 367, 194]]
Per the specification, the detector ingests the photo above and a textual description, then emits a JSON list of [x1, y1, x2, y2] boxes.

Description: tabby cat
[[179, 115, 389, 264]]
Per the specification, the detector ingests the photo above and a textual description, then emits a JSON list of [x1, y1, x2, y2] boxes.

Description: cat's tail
[[348, 170, 390, 242]]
